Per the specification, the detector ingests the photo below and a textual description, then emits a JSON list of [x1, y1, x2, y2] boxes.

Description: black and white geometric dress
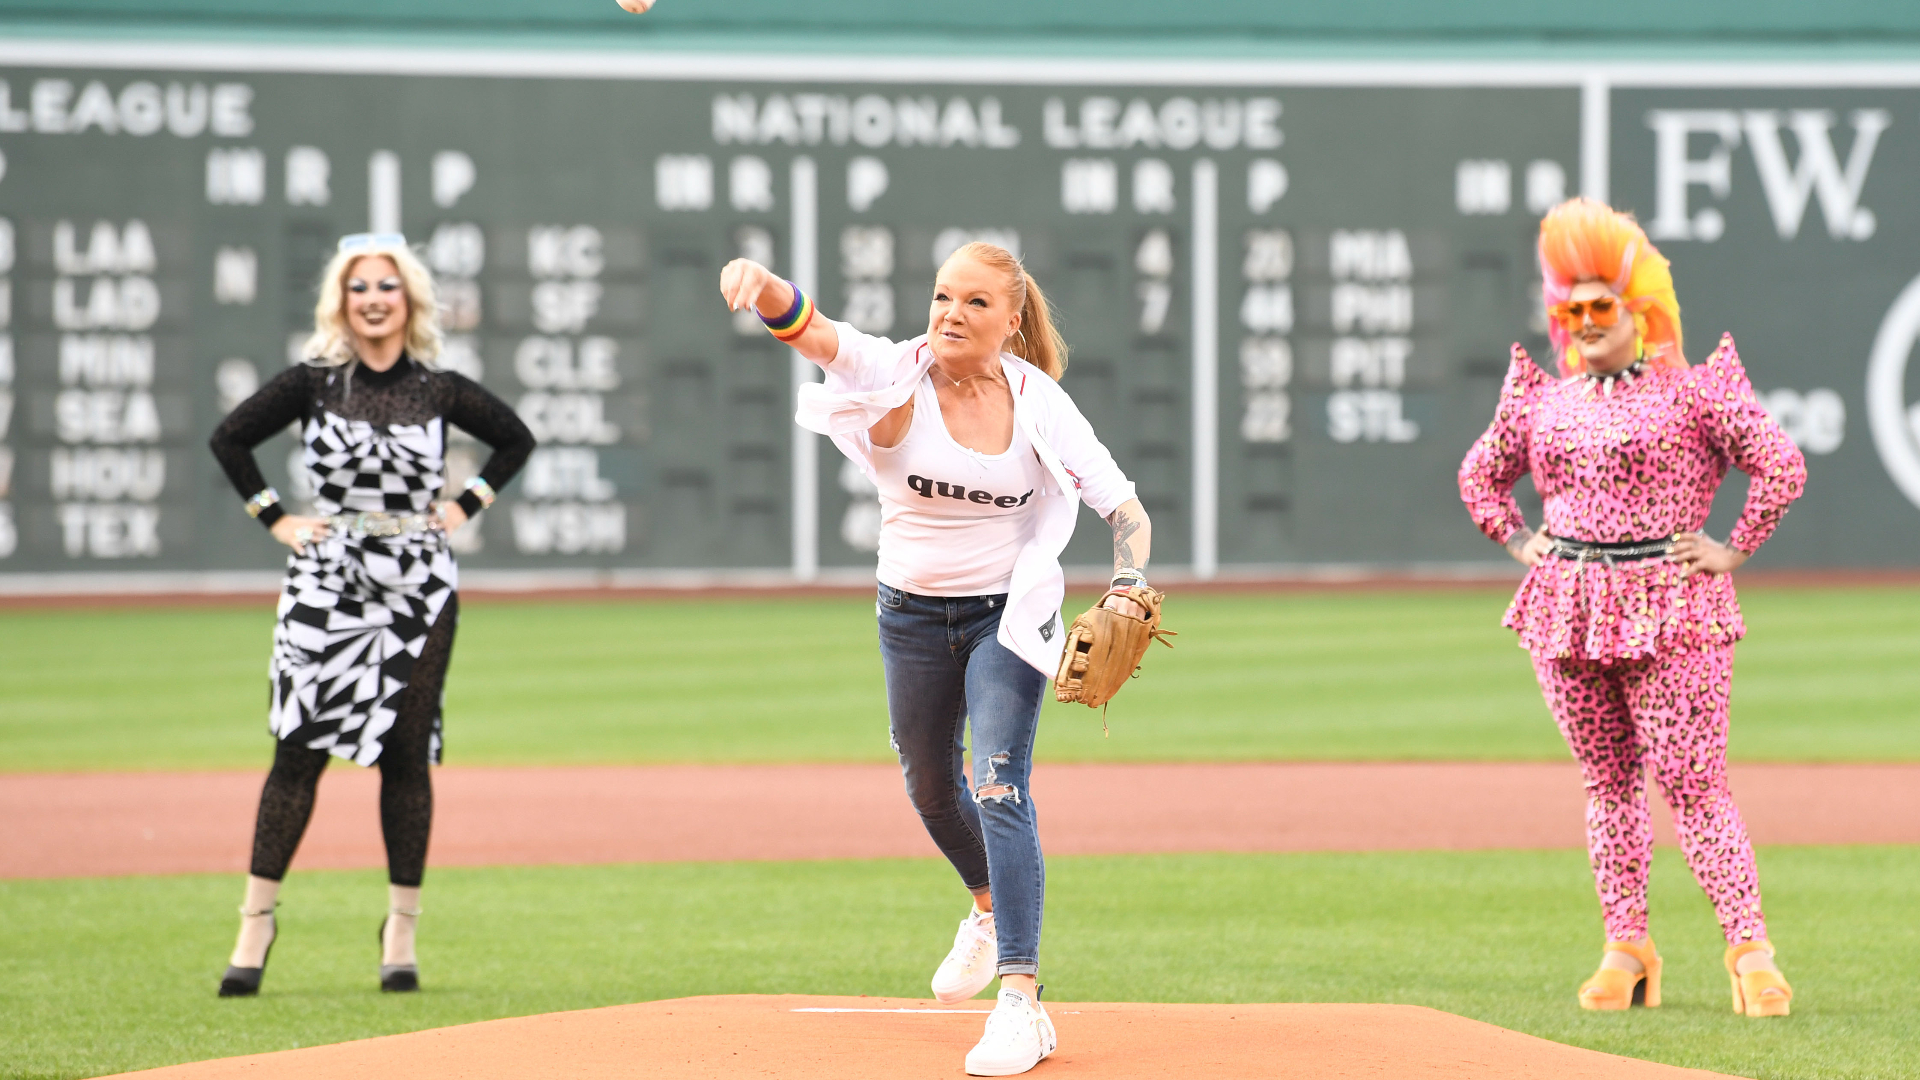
[[271, 409, 458, 765], [210, 357, 535, 766]]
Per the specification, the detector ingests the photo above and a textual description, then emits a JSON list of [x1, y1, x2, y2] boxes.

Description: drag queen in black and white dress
[[208, 234, 533, 996]]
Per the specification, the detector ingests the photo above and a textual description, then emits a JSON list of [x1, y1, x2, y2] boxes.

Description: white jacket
[[795, 321, 1137, 676]]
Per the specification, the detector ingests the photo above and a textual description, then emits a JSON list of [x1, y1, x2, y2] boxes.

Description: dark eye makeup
[[931, 289, 995, 308]]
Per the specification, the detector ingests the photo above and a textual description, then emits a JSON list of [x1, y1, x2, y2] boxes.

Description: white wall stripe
[[367, 150, 401, 234], [1580, 75, 1611, 205], [3, 41, 1920, 88], [1190, 158, 1219, 582], [789, 156, 819, 582]]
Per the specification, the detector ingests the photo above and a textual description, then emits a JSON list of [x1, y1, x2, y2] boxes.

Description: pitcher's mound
[[107, 994, 1736, 1079]]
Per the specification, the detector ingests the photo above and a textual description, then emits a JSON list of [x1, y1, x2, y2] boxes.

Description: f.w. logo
[[1646, 108, 1890, 242]]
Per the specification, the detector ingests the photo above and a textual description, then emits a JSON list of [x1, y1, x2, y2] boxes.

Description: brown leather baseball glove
[[1053, 585, 1175, 709]]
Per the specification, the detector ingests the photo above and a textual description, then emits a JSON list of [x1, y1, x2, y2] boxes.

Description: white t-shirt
[[873, 377, 1050, 596], [796, 322, 1137, 675]]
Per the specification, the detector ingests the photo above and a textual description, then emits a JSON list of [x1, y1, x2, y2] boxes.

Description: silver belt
[[326, 511, 439, 538], [1546, 534, 1674, 564]]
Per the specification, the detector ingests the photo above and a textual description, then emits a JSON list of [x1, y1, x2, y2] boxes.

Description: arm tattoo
[[1109, 508, 1143, 570], [1504, 526, 1534, 556]]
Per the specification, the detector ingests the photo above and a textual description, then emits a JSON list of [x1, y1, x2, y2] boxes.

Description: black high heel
[[218, 906, 277, 997], [379, 908, 421, 992]]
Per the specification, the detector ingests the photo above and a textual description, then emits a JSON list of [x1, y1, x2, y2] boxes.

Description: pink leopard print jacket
[[1458, 334, 1807, 661]]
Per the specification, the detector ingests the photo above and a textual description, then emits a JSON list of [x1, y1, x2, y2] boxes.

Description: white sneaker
[[965, 987, 1056, 1076], [931, 908, 997, 1004]]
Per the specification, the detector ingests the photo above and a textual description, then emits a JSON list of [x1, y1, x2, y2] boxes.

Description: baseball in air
[[616, 0, 655, 12]]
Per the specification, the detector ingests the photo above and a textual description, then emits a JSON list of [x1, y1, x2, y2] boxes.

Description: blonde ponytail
[[943, 241, 1068, 381], [1014, 270, 1068, 381]]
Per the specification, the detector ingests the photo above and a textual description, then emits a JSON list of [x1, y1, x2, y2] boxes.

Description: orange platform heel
[[1725, 941, 1792, 1017], [1578, 938, 1661, 1011]]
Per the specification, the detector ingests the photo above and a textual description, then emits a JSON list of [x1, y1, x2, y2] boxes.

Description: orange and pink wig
[[1537, 198, 1685, 376]]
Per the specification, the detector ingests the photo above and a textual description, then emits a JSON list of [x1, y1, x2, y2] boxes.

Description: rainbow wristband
[[761, 281, 815, 342]]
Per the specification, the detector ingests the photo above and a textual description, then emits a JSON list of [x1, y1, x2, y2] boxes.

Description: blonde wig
[[941, 241, 1068, 381], [1537, 197, 1684, 376], [302, 240, 443, 367]]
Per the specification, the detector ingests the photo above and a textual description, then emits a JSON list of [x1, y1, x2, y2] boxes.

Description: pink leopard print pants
[[1532, 645, 1768, 945]]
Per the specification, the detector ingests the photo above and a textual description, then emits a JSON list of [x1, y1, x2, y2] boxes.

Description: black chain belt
[[1545, 534, 1674, 564]]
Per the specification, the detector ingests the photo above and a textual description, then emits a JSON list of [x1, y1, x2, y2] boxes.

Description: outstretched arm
[[719, 259, 840, 366]]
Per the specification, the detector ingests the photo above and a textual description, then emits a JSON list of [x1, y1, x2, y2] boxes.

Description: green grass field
[[5, 586, 1915, 1080], [3, 847, 1914, 1080], [3, 585, 1917, 772]]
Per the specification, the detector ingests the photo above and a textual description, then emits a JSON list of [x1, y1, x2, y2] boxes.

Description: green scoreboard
[[0, 45, 1914, 588]]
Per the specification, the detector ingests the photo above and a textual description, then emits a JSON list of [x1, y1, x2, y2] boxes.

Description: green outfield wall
[[1, 7, 1918, 589]]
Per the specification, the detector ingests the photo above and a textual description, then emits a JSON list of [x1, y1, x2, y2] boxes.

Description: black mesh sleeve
[[440, 372, 536, 515], [208, 365, 312, 528]]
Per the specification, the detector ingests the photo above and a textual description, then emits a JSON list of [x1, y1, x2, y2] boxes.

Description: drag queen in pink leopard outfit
[[1458, 198, 1805, 1017]]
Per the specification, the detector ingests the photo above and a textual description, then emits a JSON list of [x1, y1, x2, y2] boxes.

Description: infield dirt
[[94, 994, 1740, 1079], [7, 761, 1915, 879]]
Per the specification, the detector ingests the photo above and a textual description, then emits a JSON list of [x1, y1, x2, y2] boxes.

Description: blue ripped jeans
[[876, 583, 1048, 976]]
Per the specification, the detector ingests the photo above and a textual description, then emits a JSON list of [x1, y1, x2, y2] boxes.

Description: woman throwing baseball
[[208, 234, 534, 997], [1458, 199, 1804, 1016], [721, 243, 1150, 1075]]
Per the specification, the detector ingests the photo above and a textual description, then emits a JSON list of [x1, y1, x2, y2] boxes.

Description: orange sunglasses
[[1548, 296, 1625, 333]]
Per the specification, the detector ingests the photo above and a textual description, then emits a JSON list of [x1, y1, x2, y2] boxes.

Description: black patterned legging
[[248, 596, 458, 888]]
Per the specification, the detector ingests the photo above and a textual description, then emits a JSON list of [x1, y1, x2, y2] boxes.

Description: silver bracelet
[[1111, 567, 1148, 588], [244, 487, 281, 519], [463, 476, 497, 509]]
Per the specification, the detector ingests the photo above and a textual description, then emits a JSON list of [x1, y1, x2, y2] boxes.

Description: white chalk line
[[783, 999, 1082, 1006], [791, 999, 990, 1006]]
